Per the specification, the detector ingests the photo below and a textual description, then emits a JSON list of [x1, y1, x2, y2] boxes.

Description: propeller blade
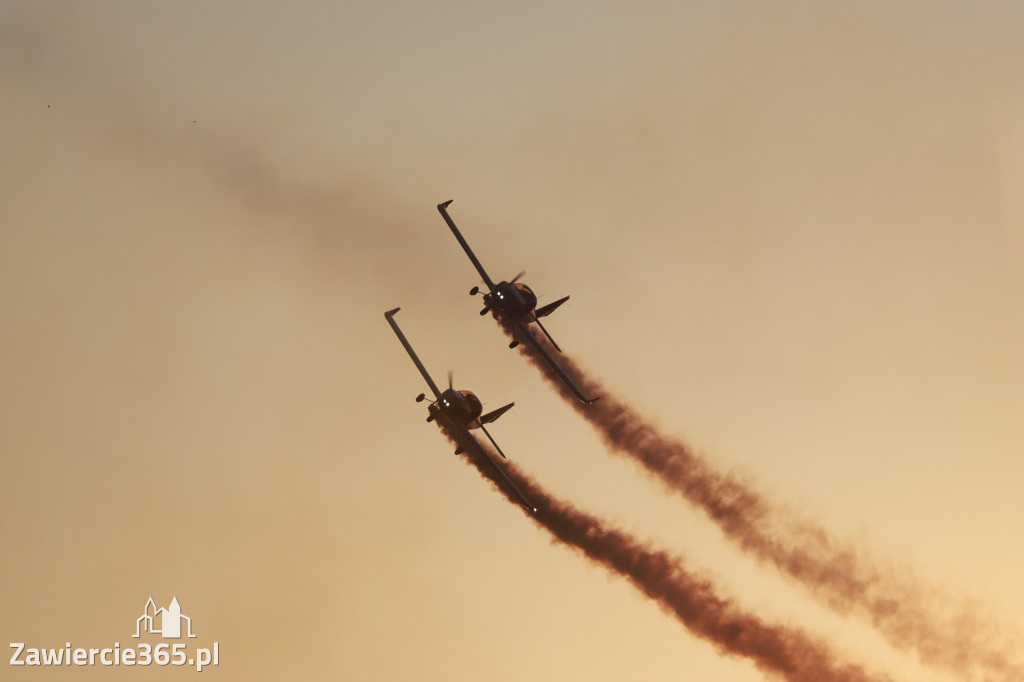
[[447, 370, 454, 390], [510, 270, 526, 284]]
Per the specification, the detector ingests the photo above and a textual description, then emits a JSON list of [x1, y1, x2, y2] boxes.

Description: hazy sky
[[2, 2, 1023, 680]]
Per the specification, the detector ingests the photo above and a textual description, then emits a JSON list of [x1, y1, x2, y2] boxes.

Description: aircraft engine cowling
[[514, 283, 538, 313]]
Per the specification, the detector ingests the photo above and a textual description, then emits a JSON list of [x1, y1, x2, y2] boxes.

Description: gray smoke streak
[[441, 424, 892, 682], [497, 314, 1024, 682]]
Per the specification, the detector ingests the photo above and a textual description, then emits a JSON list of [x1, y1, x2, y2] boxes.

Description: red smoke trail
[[497, 316, 1024, 682], [443, 426, 891, 682]]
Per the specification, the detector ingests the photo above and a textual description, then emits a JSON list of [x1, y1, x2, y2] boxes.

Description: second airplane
[[437, 200, 598, 404]]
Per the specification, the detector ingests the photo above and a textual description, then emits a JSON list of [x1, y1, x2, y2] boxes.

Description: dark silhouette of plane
[[385, 307, 536, 512], [437, 200, 598, 404]]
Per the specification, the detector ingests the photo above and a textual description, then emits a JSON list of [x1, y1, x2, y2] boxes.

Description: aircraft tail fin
[[480, 401, 515, 425], [535, 295, 569, 319], [533, 316, 562, 353]]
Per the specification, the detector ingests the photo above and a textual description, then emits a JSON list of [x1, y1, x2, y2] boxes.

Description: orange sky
[[2, 2, 1023, 680]]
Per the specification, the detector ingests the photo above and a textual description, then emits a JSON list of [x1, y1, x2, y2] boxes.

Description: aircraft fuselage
[[485, 281, 538, 322], [428, 388, 483, 429]]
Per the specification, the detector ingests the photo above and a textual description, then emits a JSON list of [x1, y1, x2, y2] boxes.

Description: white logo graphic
[[10, 597, 218, 671], [133, 597, 197, 639]]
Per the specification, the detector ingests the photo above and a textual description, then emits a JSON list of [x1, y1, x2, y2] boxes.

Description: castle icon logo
[[133, 597, 197, 639]]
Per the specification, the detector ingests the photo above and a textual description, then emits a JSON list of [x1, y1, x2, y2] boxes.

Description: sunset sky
[[2, 2, 1022, 680]]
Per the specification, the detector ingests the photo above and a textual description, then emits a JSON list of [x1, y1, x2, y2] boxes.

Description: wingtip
[[438, 199, 454, 210], [385, 307, 401, 318]]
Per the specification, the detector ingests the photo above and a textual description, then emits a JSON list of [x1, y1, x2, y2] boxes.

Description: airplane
[[437, 199, 598, 404], [384, 307, 537, 512]]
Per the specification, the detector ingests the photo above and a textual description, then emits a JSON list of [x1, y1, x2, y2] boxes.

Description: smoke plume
[[497, 315, 1024, 681], [442, 425, 891, 682]]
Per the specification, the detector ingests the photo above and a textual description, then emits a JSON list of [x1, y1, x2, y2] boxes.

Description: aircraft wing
[[479, 401, 515, 425], [458, 425, 536, 512], [385, 308, 442, 399], [511, 316, 599, 404], [437, 200, 496, 291]]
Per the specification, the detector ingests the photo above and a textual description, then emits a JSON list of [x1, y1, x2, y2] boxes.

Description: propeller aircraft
[[385, 307, 536, 512], [437, 200, 598, 404]]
